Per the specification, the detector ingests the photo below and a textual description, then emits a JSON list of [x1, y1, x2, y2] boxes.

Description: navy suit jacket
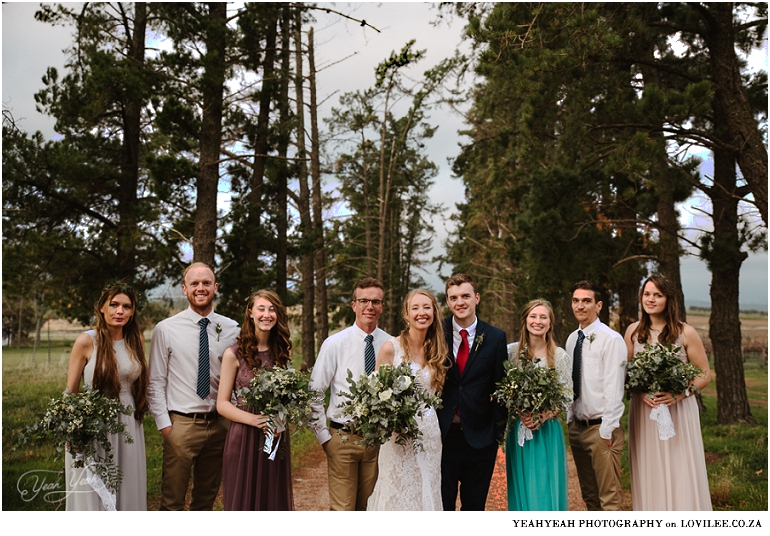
[[437, 317, 508, 449]]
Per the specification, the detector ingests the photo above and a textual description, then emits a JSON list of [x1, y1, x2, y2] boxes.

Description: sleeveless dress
[[65, 331, 147, 510], [629, 333, 712, 510], [367, 338, 443, 511], [221, 346, 293, 510], [505, 343, 571, 511]]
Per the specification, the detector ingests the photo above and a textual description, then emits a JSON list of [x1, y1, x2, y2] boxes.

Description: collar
[[187, 307, 214, 324], [352, 323, 378, 340], [452, 316, 478, 337], [579, 317, 601, 336]]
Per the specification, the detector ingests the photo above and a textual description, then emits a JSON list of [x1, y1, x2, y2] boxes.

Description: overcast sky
[[2, 1, 767, 310]]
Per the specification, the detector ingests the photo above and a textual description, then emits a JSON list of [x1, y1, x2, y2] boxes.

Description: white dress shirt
[[451, 316, 478, 359], [309, 324, 391, 444], [147, 307, 239, 430], [565, 318, 627, 440]]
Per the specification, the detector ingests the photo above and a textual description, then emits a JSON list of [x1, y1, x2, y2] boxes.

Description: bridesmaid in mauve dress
[[64, 282, 149, 511], [623, 275, 712, 511], [217, 289, 294, 510]]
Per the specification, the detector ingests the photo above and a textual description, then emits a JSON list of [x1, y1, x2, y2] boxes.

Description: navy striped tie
[[364, 334, 375, 374], [197, 318, 211, 399], [572, 329, 584, 401]]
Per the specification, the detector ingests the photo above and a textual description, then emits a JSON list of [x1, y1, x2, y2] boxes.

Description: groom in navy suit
[[437, 273, 508, 510]]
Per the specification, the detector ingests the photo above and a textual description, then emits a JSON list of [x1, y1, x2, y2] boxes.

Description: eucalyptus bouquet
[[335, 361, 442, 452], [626, 343, 703, 396], [237, 366, 321, 459], [494, 346, 573, 446], [15, 387, 134, 493], [626, 343, 704, 440]]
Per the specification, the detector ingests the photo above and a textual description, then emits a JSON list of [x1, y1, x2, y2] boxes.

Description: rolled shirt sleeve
[[599, 332, 627, 440]]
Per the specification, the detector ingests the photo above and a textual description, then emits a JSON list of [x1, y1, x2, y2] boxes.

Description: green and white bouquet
[[494, 346, 573, 446], [15, 387, 134, 497], [335, 361, 442, 452], [626, 343, 704, 440], [237, 366, 321, 459]]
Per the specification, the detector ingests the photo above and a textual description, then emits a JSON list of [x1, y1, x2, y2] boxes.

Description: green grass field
[[3, 328, 768, 510]]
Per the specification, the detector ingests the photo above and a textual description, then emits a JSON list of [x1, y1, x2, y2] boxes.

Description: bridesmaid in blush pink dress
[[623, 275, 712, 510]]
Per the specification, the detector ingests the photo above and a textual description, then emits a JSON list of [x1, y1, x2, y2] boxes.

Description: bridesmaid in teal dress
[[505, 299, 572, 510]]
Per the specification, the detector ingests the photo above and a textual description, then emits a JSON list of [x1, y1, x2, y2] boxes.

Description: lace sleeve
[[554, 347, 573, 406], [507, 342, 519, 363]]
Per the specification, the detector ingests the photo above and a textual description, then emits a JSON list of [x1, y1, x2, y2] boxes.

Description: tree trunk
[[193, 2, 227, 266], [308, 27, 329, 347], [656, 187, 687, 321], [707, 133, 754, 424], [293, 9, 316, 371], [616, 279, 640, 336], [117, 2, 146, 279], [376, 79, 394, 283], [362, 130, 373, 275], [274, 7, 292, 301], [17, 296, 23, 349], [701, 2, 768, 225], [249, 6, 279, 296], [32, 297, 43, 360]]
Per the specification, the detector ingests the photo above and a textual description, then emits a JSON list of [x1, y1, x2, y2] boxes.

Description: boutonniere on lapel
[[474, 333, 485, 352], [587, 333, 596, 349], [216, 323, 222, 342]]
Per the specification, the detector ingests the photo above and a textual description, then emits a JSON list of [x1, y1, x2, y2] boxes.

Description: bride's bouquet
[[626, 343, 704, 440], [237, 366, 321, 459], [493, 346, 573, 446], [335, 361, 442, 452], [15, 387, 134, 494]]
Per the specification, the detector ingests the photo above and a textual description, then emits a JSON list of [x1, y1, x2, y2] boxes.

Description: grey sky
[[2, 2, 767, 310]]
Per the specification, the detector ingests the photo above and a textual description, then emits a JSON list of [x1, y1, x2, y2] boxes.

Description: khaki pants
[[160, 412, 229, 510], [568, 421, 624, 511], [324, 430, 380, 510]]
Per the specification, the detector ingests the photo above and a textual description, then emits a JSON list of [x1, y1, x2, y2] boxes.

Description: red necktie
[[457, 329, 469, 376]]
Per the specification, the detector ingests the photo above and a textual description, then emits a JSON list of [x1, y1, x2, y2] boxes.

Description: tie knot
[[578, 329, 584, 339], [460, 329, 468, 340], [200, 318, 210, 328], [365, 334, 373, 344]]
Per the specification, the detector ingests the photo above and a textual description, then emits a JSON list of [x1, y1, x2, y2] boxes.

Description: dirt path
[[292, 442, 632, 511]]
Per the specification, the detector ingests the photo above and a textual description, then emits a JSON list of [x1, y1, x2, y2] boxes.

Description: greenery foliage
[[335, 361, 442, 451], [14, 387, 135, 493]]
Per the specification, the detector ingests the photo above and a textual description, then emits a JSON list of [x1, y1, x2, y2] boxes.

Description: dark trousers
[[440, 424, 498, 511]]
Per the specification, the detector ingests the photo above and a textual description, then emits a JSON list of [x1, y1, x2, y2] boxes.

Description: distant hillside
[[686, 299, 768, 313]]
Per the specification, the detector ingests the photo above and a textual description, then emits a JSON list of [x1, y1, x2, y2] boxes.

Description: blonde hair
[[515, 299, 558, 368], [397, 289, 449, 393]]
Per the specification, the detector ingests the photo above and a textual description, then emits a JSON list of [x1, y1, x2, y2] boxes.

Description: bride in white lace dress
[[367, 289, 448, 511]]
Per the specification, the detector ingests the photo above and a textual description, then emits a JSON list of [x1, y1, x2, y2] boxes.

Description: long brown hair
[[236, 290, 292, 369], [92, 283, 149, 422], [397, 289, 449, 393], [515, 299, 558, 368], [632, 274, 683, 346]]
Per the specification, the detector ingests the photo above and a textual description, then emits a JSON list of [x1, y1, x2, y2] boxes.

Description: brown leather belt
[[170, 410, 219, 421], [573, 418, 602, 427]]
